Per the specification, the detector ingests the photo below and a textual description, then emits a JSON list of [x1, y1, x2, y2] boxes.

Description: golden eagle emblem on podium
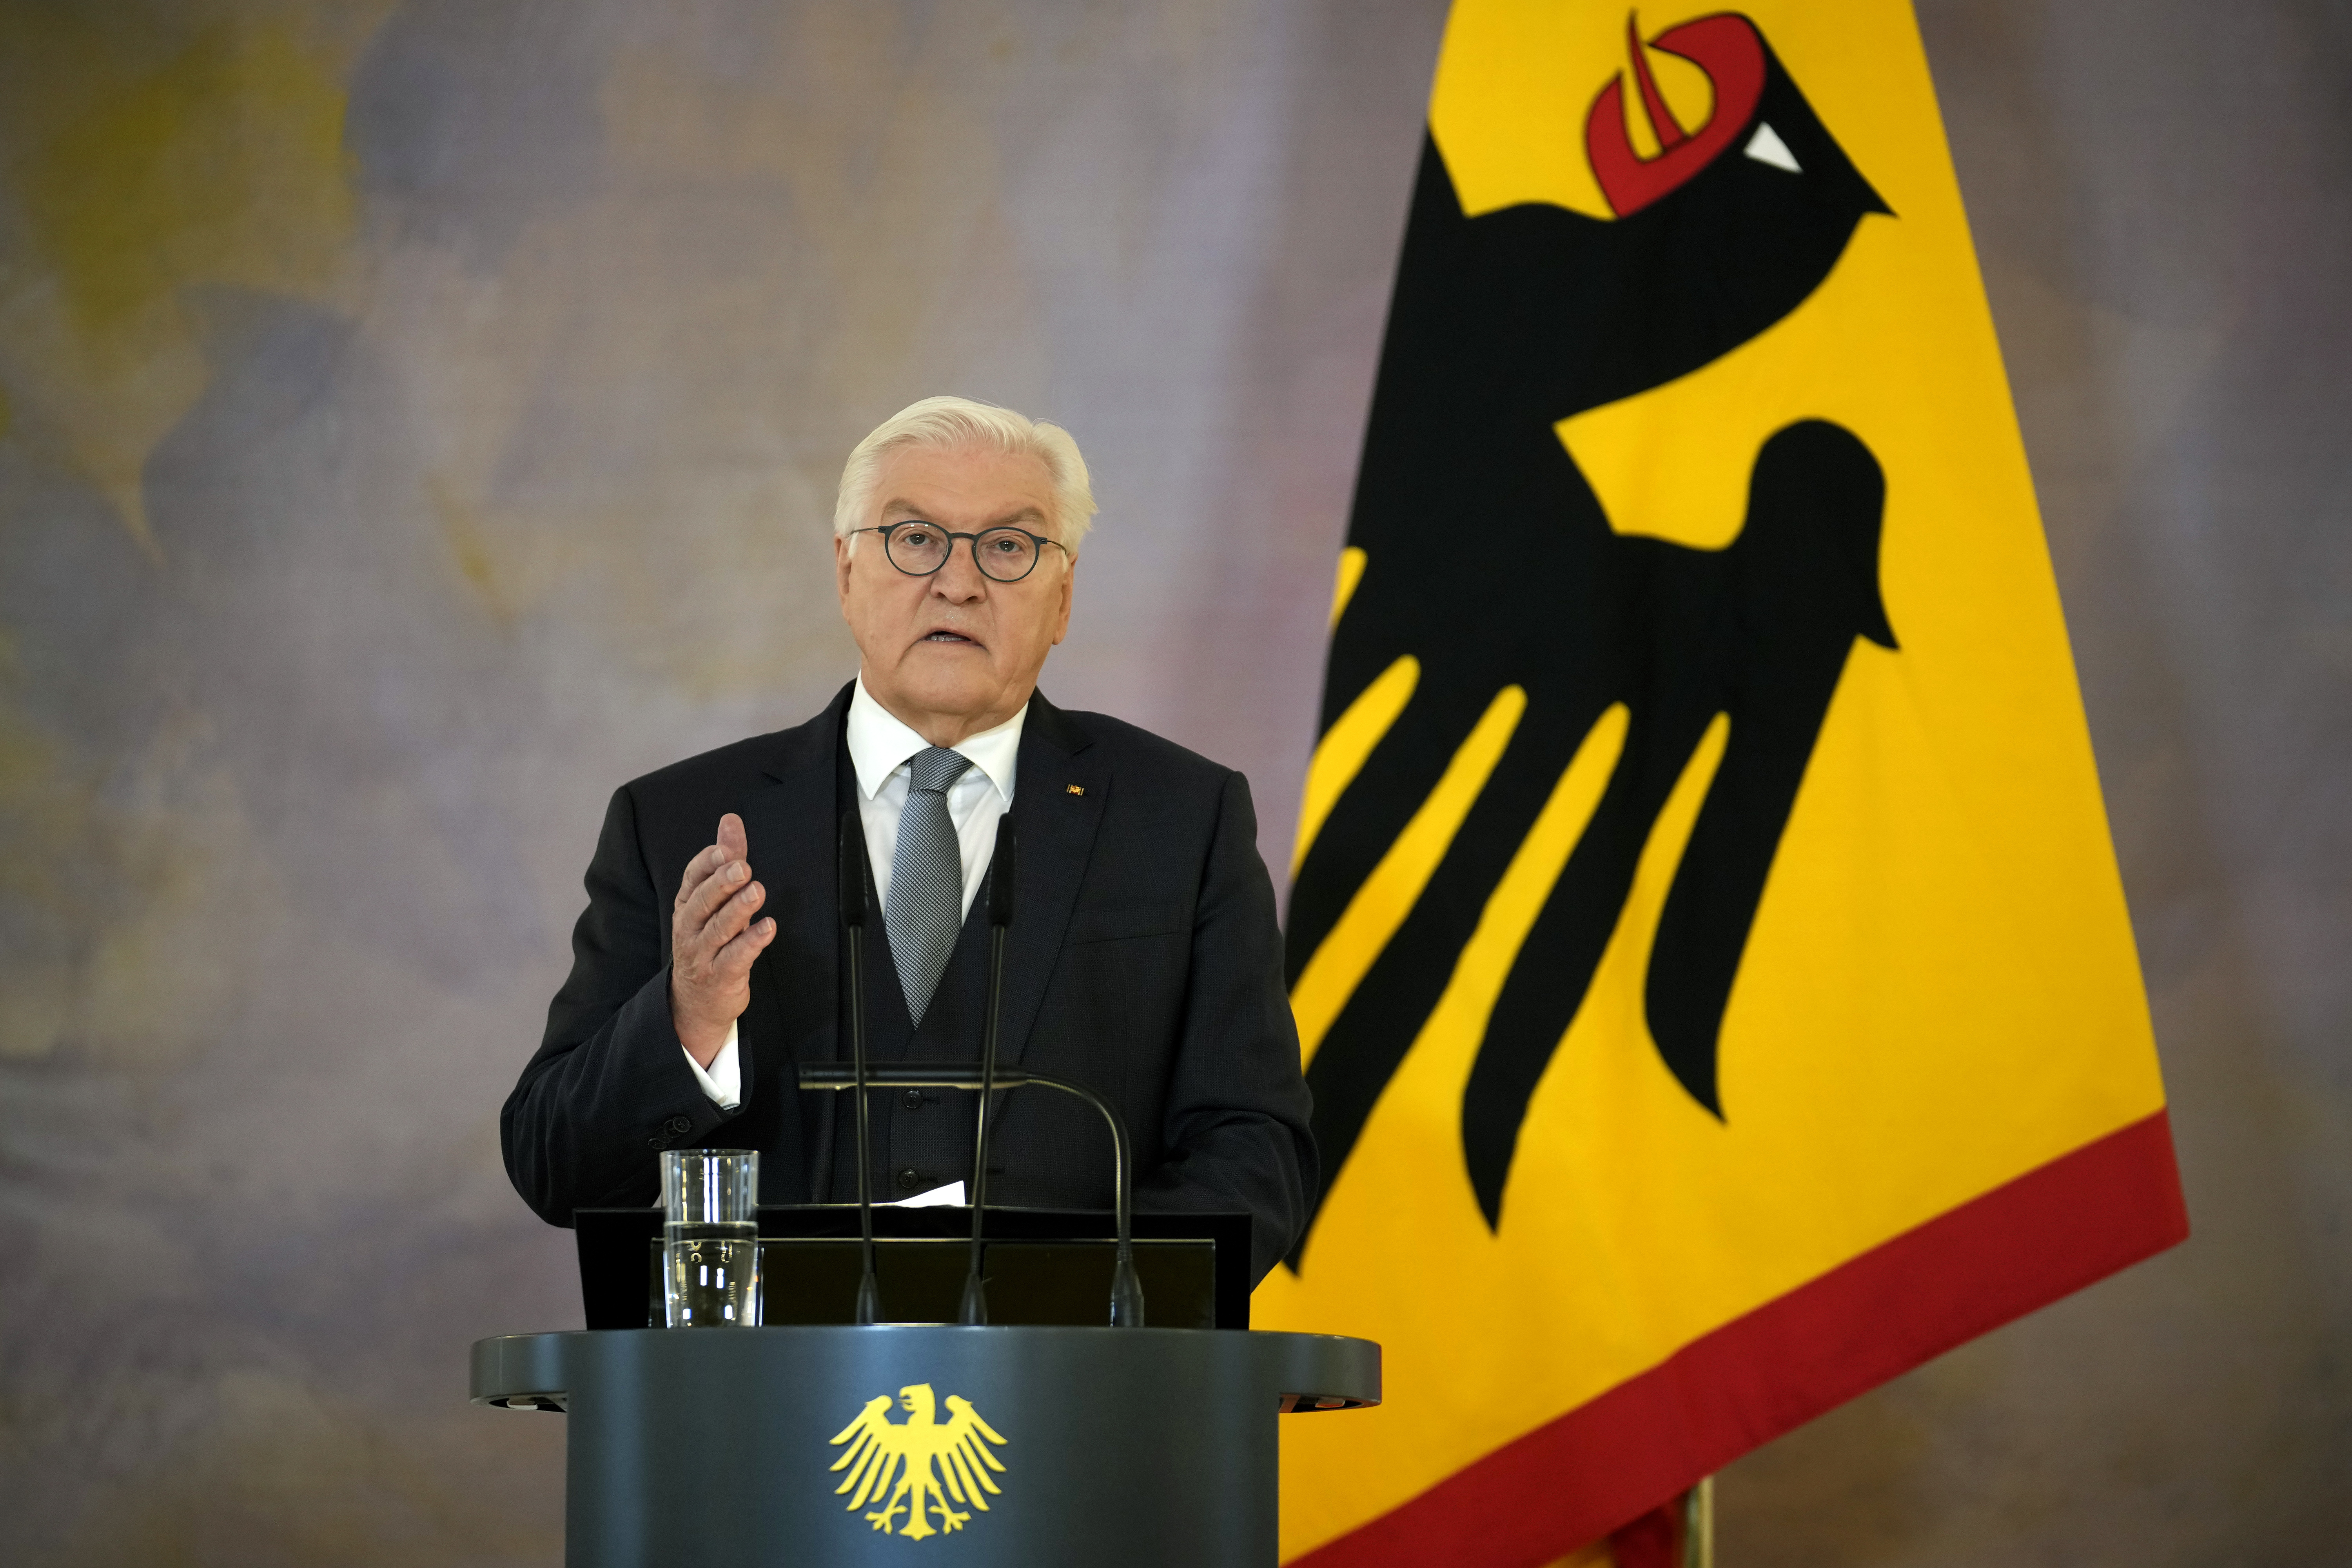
[[828, 1382, 1010, 1539]]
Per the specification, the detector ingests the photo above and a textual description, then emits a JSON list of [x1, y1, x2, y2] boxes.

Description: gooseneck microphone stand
[[806, 817, 1144, 1328], [802, 1064, 1146, 1326], [838, 811, 881, 1326], [959, 817, 1019, 1325]]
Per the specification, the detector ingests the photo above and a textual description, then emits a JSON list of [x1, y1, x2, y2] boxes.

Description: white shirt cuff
[[684, 1022, 742, 1110]]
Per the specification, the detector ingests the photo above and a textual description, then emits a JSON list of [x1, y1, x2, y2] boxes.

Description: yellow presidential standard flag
[[1254, 2, 2188, 1563]]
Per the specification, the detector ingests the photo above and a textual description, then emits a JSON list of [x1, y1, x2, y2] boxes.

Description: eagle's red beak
[[1583, 12, 1768, 216]]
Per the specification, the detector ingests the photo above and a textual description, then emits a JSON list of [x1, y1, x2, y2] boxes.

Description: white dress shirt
[[684, 679, 1024, 1109]]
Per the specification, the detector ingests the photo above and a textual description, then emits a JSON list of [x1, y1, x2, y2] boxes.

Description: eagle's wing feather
[[938, 1397, 1007, 1505], [829, 1397, 904, 1507], [936, 1444, 976, 1506], [946, 1396, 1008, 1455], [829, 1396, 891, 1453]]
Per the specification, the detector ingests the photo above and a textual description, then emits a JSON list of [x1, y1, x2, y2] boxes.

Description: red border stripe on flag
[[1291, 1111, 2189, 1566]]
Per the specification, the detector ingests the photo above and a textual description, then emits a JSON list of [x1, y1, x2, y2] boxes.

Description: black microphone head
[[838, 810, 866, 929], [987, 816, 1017, 926]]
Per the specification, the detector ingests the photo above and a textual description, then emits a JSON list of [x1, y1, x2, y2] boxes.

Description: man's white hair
[[834, 395, 1097, 555]]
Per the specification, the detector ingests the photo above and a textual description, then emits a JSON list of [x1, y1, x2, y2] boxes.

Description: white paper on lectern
[[889, 1181, 966, 1207]]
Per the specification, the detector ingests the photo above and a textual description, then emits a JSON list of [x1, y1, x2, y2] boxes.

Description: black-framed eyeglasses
[[850, 521, 1069, 583]]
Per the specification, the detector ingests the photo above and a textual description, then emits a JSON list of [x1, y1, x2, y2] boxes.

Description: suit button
[[895, 1168, 920, 1192], [664, 1115, 693, 1136], [901, 1089, 924, 1111]]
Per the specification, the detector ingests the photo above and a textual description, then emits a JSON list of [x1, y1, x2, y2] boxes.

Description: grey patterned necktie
[[886, 746, 975, 1026]]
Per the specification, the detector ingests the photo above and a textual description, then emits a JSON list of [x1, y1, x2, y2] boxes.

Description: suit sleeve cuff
[[684, 1022, 741, 1110]]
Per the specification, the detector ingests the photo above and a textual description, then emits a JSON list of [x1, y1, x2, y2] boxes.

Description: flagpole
[[1682, 1477, 1715, 1568]]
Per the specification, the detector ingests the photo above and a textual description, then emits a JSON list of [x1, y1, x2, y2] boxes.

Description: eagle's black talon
[[1297, 712, 1590, 1250], [1284, 692, 1475, 988]]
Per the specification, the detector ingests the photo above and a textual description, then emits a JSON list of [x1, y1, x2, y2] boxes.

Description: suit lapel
[[737, 683, 853, 1191], [997, 691, 1105, 1069]]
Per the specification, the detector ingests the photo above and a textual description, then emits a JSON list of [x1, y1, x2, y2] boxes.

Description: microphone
[[839, 811, 881, 1327], [959, 815, 1017, 1326], [801, 1062, 1145, 1329]]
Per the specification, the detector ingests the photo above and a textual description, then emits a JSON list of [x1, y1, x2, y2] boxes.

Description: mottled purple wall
[[0, 2, 2343, 1564]]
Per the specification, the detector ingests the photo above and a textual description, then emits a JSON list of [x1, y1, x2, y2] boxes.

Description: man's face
[[836, 442, 1074, 745]]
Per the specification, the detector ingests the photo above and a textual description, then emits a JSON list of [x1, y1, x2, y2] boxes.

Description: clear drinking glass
[[661, 1149, 760, 1328]]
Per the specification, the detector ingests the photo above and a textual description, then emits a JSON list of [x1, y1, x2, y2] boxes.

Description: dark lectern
[[477, 1201, 1377, 1566], [480, 1026, 1376, 1563], [472, 1322, 1377, 1567]]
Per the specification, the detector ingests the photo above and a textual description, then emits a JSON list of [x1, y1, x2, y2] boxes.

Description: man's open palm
[[670, 812, 775, 1066]]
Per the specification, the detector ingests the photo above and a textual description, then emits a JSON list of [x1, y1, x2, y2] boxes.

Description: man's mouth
[[921, 631, 979, 645]]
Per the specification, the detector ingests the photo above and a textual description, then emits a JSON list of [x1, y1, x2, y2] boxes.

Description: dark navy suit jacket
[[501, 683, 1318, 1281]]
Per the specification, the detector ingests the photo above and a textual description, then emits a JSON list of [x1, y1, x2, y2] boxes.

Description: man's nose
[[929, 539, 989, 600]]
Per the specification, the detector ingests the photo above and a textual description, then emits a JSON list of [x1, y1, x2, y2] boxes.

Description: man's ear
[[1051, 557, 1075, 646], [835, 532, 855, 611]]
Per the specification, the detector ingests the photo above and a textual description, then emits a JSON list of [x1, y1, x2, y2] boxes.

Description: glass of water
[[661, 1149, 760, 1328]]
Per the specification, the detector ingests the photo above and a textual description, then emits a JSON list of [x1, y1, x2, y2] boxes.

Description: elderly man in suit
[[503, 397, 1316, 1280]]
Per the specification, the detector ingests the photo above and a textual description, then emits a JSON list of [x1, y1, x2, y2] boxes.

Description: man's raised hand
[[670, 812, 775, 1067]]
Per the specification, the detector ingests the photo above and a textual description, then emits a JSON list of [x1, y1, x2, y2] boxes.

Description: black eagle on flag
[[1287, 13, 1898, 1242]]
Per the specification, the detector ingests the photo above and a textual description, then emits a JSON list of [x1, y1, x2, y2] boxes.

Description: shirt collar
[[846, 677, 1025, 804]]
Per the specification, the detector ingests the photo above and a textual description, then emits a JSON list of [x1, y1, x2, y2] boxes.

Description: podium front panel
[[473, 1326, 1377, 1568]]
